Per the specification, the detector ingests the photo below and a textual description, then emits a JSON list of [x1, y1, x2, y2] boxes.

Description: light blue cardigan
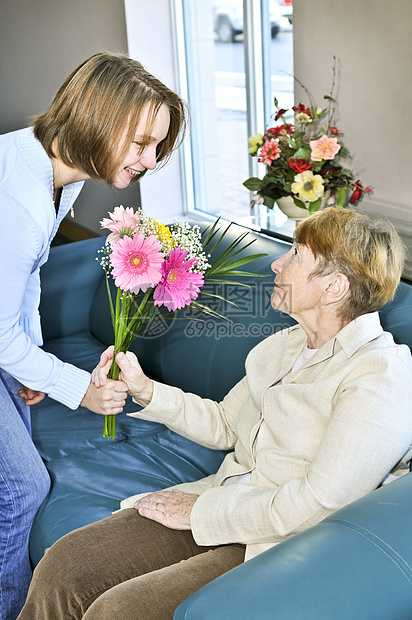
[[0, 127, 91, 409]]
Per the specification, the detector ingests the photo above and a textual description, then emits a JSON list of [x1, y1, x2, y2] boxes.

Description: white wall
[[293, 0, 412, 226], [0, 0, 141, 234]]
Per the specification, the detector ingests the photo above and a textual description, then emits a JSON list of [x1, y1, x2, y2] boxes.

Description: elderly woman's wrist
[[132, 378, 154, 407]]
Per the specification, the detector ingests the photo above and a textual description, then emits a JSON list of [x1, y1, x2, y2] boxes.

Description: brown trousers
[[18, 508, 245, 620]]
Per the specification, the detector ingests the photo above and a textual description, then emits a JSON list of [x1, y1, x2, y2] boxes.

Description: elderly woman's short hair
[[33, 52, 188, 185], [294, 207, 406, 321]]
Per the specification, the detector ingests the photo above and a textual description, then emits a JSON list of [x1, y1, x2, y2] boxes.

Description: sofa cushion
[[30, 411, 227, 566]]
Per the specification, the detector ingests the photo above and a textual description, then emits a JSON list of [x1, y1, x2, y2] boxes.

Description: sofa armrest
[[39, 236, 106, 342], [174, 472, 412, 619]]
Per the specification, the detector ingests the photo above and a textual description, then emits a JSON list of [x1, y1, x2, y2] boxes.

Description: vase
[[276, 195, 330, 222]]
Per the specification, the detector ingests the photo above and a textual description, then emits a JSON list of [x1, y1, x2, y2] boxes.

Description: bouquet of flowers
[[244, 77, 371, 213], [98, 206, 267, 439]]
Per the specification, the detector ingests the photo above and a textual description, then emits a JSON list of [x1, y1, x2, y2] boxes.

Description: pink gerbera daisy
[[100, 205, 141, 244], [153, 247, 204, 312], [110, 233, 164, 294], [258, 138, 281, 165]]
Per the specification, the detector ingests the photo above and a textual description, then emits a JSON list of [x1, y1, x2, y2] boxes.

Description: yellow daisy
[[248, 133, 264, 155], [295, 112, 312, 124], [143, 217, 176, 251], [291, 170, 325, 203]]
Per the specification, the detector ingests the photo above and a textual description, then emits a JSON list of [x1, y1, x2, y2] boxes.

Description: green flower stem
[[103, 290, 152, 440], [103, 289, 129, 440], [114, 287, 122, 342], [121, 290, 152, 347]]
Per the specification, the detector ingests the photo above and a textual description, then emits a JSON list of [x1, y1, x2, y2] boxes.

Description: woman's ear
[[322, 272, 350, 306]]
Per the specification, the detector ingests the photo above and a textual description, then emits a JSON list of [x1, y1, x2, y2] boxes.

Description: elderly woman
[[19, 208, 412, 620]]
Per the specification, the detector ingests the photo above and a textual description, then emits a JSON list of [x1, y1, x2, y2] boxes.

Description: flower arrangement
[[98, 206, 267, 439], [244, 77, 371, 213]]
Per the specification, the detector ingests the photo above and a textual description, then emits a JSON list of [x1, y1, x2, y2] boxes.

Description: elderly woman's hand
[[134, 489, 199, 530]]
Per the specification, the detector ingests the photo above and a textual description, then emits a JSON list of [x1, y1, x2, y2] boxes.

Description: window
[[173, 0, 294, 231]]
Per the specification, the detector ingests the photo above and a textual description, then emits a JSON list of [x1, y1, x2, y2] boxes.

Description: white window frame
[[171, 0, 274, 225]]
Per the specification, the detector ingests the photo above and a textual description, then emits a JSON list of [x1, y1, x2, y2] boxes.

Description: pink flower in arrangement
[[153, 247, 204, 312], [310, 135, 341, 162], [110, 233, 164, 294], [258, 138, 281, 165], [100, 205, 141, 244]]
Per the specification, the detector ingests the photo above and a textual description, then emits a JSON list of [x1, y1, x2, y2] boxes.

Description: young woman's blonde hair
[[294, 207, 406, 321], [33, 52, 188, 184]]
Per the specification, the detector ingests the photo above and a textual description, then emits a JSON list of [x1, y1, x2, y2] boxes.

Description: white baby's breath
[[96, 243, 113, 275], [170, 218, 211, 274]]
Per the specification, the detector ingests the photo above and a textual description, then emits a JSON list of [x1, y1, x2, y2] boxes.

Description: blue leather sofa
[[30, 224, 412, 619]]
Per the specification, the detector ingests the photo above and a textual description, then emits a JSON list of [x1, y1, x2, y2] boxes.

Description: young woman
[[0, 51, 188, 619]]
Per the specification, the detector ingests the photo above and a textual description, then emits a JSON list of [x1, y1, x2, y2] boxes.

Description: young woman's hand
[[91, 345, 116, 387], [80, 378, 128, 415], [18, 386, 46, 406]]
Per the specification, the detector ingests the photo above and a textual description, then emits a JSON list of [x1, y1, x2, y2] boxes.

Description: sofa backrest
[[379, 280, 412, 350], [40, 236, 107, 342]]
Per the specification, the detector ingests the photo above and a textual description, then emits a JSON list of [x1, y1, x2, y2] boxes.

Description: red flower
[[274, 108, 288, 121], [329, 126, 342, 135], [288, 158, 313, 173], [266, 124, 293, 139], [349, 180, 364, 205], [292, 103, 311, 116]]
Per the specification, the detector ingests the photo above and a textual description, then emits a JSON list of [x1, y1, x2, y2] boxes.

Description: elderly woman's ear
[[322, 272, 350, 307]]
